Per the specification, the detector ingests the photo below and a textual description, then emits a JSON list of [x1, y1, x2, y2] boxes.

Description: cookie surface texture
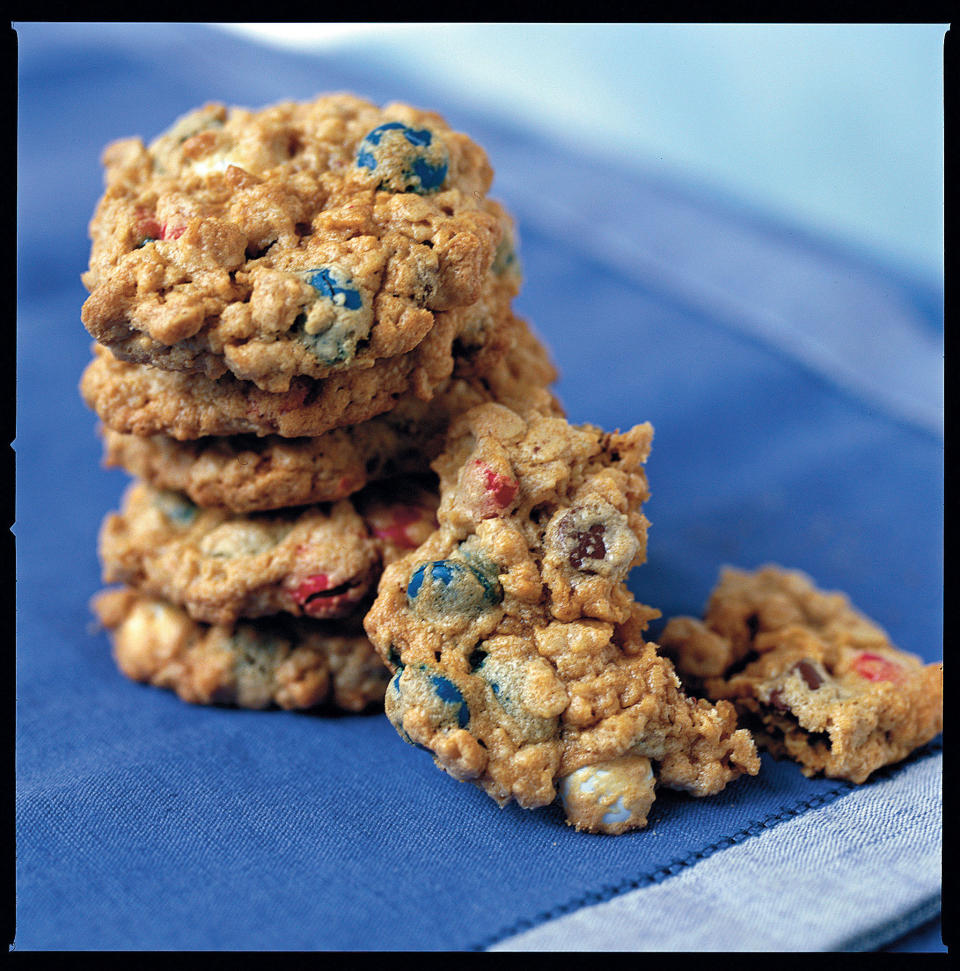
[[99, 477, 438, 626], [79, 284, 523, 441], [364, 404, 760, 834], [659, 565, 944, 783], [81, 95, 511, 391], [97, 317, 561, 512], [93, 587, 388, 712]]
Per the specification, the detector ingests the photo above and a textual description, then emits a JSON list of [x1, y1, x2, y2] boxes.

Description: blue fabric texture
[[15, 23, 943, 951], [492, 752, 942, 951]]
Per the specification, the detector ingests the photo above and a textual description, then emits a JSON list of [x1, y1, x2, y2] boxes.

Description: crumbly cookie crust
[[659, 565, 943, 783], [364, 404, 759, 833], [80, 284, 523, 440], [81, 94, 514, 392], [99, 477, 438, 626], [98, 318, 560, 512], [93, 587, 388, 712]]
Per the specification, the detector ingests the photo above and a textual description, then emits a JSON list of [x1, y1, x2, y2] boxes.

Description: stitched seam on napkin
[[470, 785, 852, 950], [471, 740, 943, 951]]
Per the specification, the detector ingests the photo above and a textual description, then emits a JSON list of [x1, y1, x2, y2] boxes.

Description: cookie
[[79, 281, 523, 441], [97, 317, 560, 512], [363, 404, 760, 834], [659, 565, 943, 783], [81, 94, 516, 392], [99, 477, 439, 626], [93, 587, 388, 712]]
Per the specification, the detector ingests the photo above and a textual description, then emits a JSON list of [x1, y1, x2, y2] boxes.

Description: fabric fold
[[490, 750, 942, 951]]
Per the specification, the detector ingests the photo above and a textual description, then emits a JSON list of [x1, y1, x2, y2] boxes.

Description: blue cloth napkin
[[15, 23, 943, 952]]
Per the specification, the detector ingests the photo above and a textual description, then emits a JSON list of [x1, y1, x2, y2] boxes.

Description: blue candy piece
[[386, 667, 403, 706], [153, 490, 198, 526], [305, 267, 363, 310], [405, 562, 428, 600], [356, 122, 424, 166], [429, 674, 470, 729], [406, 559, 502, 619], [407, 156, 447, 192], [292, 265, 371, 366], [385, 669, 415, 746], [475, 654, 559, 744], [492, 238, 520, 278], [457, 549, 503, 602], [355, 122, 448, 194], [386, 665, 471, 742], [229, 627, 280, 661]]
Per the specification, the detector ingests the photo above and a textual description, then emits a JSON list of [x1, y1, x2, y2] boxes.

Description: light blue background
[[221, 22, 946, 287]]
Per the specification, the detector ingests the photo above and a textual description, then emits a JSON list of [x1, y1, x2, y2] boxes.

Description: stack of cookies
[[81, 94, 557, 713], [81, 93, 942, 835]]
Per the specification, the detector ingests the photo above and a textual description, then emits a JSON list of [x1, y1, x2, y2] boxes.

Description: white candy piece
[[189, 154, 238, 177], [558, 753, 656, 835], [198, 521, 283, 558]]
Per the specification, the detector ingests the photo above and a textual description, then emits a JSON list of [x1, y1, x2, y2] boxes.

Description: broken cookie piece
[[364, 403, 760, 833], [660, 565, 943, 783]]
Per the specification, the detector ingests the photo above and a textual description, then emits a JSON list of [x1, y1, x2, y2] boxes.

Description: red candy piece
[[371, 505, 428, 548], [135, 213, 185, 242], [292, 572, 366, 618], [852, 652, 903, 683], [472, 460, 518, 518], [137, 217, 163, 241], [293, 573, 331, 605]]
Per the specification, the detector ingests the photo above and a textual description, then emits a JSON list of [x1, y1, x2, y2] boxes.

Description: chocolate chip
[[569, 523, 606, 570], [794, 660, 823, 690]]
